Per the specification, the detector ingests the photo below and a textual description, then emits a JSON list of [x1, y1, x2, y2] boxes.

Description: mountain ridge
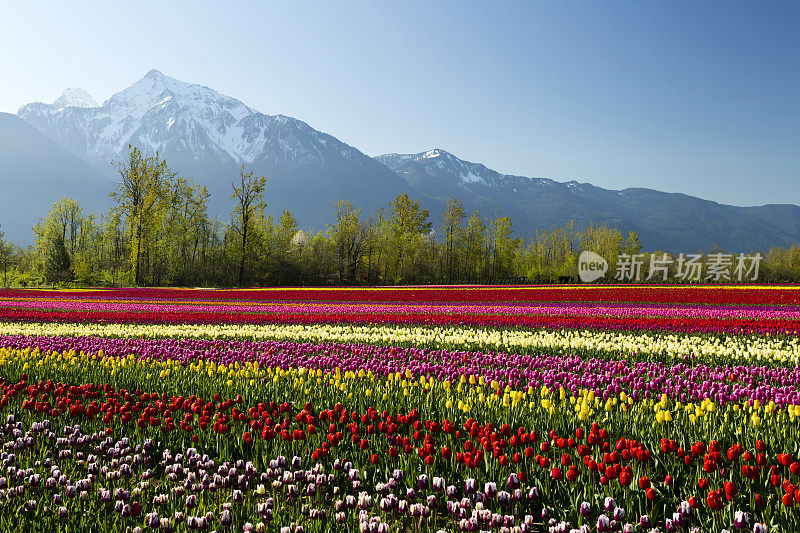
[[3, 70, 798, 251], [376, 148, 800, 252], [16, 70, 419, 231]]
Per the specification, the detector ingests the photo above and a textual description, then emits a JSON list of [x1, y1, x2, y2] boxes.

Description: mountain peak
[[143, 68, 166, 80], [139, 69, 177, 90], [17, 70, 365, 173], [9, 72, 800, 252], [422, 148, 445, 159], [53, 88, 97, 109], [122, 69, 182, 97], [377, 148, 496, 186]]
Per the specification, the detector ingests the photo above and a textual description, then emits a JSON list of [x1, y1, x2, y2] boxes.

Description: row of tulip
[[0, 364, 792, 533], [2, 285, 799, 305], [0, 345, 794, 462], [1, 335, 800, 409], [0, 285, 797, 532], [0, 321, 797, 366], [6, 297, 800, 321], [1, 306, 798, 335]]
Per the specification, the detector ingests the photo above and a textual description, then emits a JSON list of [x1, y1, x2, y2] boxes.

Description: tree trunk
[[135, 218, 143, 286], [238, 226, 247, 287]]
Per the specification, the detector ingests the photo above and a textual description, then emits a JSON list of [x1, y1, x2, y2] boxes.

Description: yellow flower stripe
[[0, 346, 792, 447], [1, 321, 798, 364]]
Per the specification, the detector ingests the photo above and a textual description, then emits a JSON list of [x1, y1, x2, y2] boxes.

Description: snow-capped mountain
[[52, 88, 97, 110], [20, 70, 259, 166], [378, 149, 499, 185], [377, 148, 557, 195], [20, 69, 368, 169], [17, 70, 414, 225], [377, 148, 800, 252], [378, 148, 506, 185], [6, 69, 800, 250]]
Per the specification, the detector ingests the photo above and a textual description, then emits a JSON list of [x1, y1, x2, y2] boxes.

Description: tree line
[[1, 147, 799, 287]]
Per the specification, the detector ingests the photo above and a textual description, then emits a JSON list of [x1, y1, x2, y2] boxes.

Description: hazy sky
[[2, 1, 798, 206]]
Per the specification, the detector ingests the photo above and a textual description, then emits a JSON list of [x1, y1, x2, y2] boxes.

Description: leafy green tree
[[72, 214, 102, 285], [578, 223, 624, 278], [162, 176, 212, 285], [44, 233, 72, 285], [299, 231, 337, 284], [111, 147, 177, 285], [526, 220, 577, 282], [230, 165, 267, 286], [440, 197, 466, 283], [463, 211, 487, 282], [388, 194, 431, 281], [100, 211, 127, 286], [763, 245, 800, 282], [273, 210, 300, 285], [32, 198, 83, 279], [37, 198, 83, 258], [331, 200, 368, 283], [489, 215, 517, 282], [623, 231, 643, 255]]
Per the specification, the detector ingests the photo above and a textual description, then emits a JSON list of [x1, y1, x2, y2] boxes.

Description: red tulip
[[707, 490, 723, 510], [566, 466, 579, 482], [783, 493, 795, 507]]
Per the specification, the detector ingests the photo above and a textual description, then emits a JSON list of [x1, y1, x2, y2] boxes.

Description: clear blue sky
[[2, 1, 798, 206]]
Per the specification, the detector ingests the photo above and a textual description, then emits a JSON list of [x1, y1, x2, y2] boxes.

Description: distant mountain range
[[15, 69, 413, 237], [376, 149, 800, 253], [1, 69, 798, 251]]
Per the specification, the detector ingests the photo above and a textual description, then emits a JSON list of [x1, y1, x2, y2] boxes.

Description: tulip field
[[1, 286, 800, 533]]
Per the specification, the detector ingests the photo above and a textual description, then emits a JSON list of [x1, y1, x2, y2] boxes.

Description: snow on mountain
[[374, 148, 800, 252], [376, 148, 554, 190], [377, 148, 493, 185], [18, 69, 370, 173], [53, 88, 97, 110], [14, 71, 800, 251], [16, 70, 416, 229]]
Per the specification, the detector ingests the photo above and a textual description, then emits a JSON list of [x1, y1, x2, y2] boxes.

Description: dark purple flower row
[[3, 334, 799, 407]]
